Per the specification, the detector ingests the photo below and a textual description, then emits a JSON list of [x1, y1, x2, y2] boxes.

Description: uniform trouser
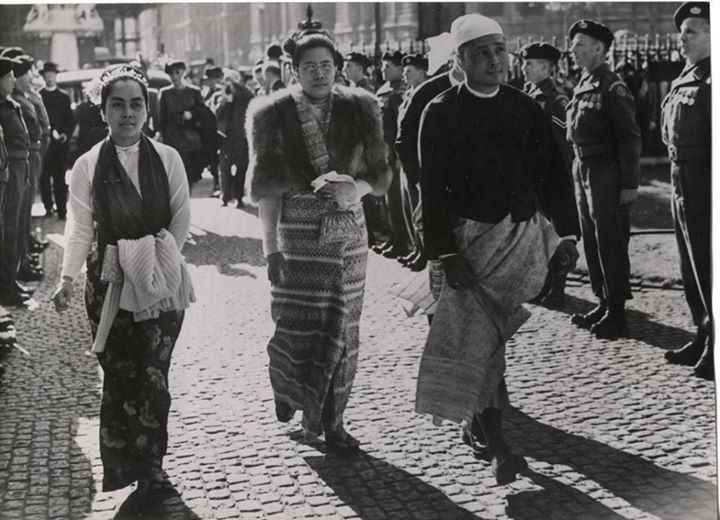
[[0, 158, 29, 292], [671, 160, 712, 337], [219, 149, 248, 203], [180, 150, 207, 185], [40, 140, 68, 215], [573, 156, 632, 306], [23, 148, 41, 243], [385, 163, 415, 253]]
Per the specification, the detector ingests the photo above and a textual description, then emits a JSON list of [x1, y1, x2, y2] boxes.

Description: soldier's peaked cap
[[402, 53, 429, 70], [344, 52, 371, 68], [11, 55, 34, 77], [674, 2, 710, 30], [0, 57, 20, 78], [520, 42, 561, 63], [381, 50, 405, 65], [1, 47, 25, 59], [203, 66, 223, 80], [164, 60, 186, 74], [569, 20, 614, 47]]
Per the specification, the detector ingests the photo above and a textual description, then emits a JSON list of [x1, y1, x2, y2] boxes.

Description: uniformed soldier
[[566, 20, 642, 339], [661, 2, 712, 380], [373, 50, 414, 259], [396, 53, 429, 271], [202, 66, 224, 196], [521, 42, 578, 307], [343, 52, 374, 93], [8, 53, 45, 282], [0, 56, 33, 306]]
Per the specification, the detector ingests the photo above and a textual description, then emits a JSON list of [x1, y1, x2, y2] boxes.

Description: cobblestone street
[[0, 182, 716, 520]]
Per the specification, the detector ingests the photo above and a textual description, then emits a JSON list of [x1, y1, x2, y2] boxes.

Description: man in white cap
[[415, 13, 580, 485]]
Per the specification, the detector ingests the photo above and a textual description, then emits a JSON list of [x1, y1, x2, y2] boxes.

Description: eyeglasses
[[299, 62, 335, 74]]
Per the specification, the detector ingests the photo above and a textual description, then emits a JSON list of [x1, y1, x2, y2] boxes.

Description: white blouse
[[61, 138, 191, 282]]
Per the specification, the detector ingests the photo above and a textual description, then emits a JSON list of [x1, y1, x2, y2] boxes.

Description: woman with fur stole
[[246, 30, 391, 450]]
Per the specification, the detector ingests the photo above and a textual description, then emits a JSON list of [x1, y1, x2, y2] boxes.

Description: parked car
[[56, 67, 171, 109]]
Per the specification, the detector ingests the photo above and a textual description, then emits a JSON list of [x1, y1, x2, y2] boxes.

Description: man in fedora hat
[[661, 2, 712, 380], [39, 61, 74, 220], [416, 13, 579, 486], [566, 19, 641, 340]]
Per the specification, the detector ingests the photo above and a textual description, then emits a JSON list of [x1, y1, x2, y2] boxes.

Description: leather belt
[[573, 143, 615, 158], [668, 145, 709, 162], [7, 149, 29, 160]]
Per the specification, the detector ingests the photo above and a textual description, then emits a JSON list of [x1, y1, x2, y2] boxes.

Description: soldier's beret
[[569, 20, 614, 47], [164, 60, 186, 74], [40, 61, 59, 74], [674, 2, 710, 30], [520, 43, 561, 64], [344, 52, 371, 69], [402, 53, 429, 71], [382, 50, 405, 66], [1, 47, 25, 59], [11, 55, 34, 77], [203, 66, 223, 80], [0, 57, 20, 78]]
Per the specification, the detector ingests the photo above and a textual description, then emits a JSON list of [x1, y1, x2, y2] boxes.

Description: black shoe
[[17, 266, 44, 282], [397, 250, 418, 265], [221, 200, 228, 207], [492, 450, 528, 485], [693, 343, 714, 380], [372, 241, 392, 255], [590, 308, 628, 340], [665, 335, 706, 366], [408, 253, 427, 272], [461, 420, 490, 461], [236, 200, 244, 209], [44, 207, 55, 217], [571, 302, 607, 329], [382, 246, 409, 259], [57, 212, 66, 221], [0, 290, 30, 306], [14, 282, 33, 297]]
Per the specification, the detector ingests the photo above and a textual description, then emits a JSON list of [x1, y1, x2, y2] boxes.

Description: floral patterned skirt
[[84, 249, 185, 491]]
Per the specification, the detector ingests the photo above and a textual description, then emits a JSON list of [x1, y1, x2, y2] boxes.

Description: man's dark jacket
[[419, 83, 580, 259]]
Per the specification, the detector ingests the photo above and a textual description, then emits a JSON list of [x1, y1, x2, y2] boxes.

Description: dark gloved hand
[[441, 254, 475, 290], [267, 252, 287, 286]]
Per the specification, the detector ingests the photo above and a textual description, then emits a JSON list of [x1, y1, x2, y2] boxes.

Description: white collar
[[464, 82, 500, 98], [45, 86, 57, 92], [115, 141, 140, 154]]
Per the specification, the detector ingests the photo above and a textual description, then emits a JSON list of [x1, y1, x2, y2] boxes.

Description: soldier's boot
[[665, 330, 706, 366], [590, 304, 628, 340], [478, 408, 527, 486], [571, 300, 607, 329], [693, 341, 714, 381]]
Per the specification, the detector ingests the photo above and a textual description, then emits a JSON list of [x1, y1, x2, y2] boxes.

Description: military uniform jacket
[[376, 79, 408, 165], [661, 57, 710, 165], [12, 91, 42, 146], [566, 64, 642, 189], [0, 96, 30, 153], [0, 125, 8, 182], [526, 78, 573, 175]]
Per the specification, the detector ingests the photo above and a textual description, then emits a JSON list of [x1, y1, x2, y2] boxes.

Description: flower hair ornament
[[85, 64, 148, 106]]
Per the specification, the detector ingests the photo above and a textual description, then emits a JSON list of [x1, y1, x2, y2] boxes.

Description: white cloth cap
[[451, 14, 504, 49]]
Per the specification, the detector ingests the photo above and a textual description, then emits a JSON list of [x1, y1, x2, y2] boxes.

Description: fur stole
[[245, 84, 391, 201]]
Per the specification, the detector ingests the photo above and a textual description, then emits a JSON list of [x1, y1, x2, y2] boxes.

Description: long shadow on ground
[[113, 486, 200, 520], [542, 294, 694, 351], [305, 450, 483, 520], [182, 230, 265, 269], [504, 408, 717, 520]]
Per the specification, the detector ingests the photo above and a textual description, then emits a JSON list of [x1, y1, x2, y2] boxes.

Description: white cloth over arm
[[60, 139, 191, 282]]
